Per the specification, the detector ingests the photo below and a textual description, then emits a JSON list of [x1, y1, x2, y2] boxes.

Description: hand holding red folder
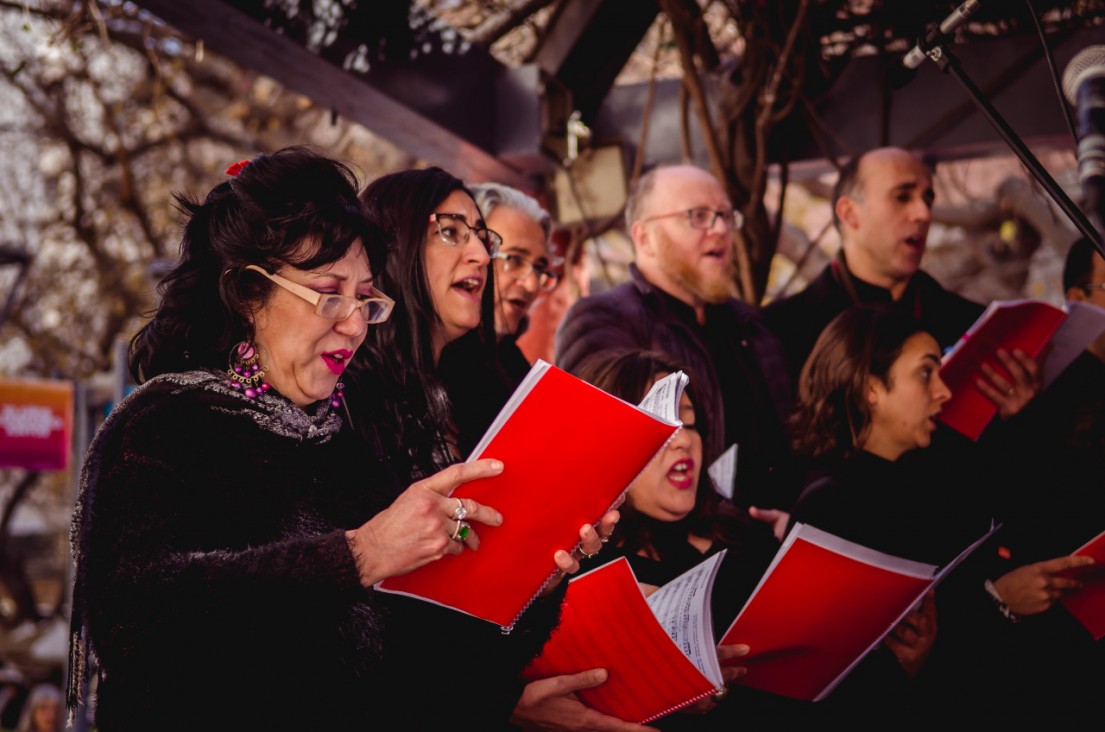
[[376, 361, 680, 630], [937, 299, 1067, 440]]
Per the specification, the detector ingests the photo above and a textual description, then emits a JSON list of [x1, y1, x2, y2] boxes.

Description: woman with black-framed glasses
[[350, 167, 618, 731]]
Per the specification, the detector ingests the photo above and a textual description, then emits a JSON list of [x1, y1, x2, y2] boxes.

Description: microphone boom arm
[[914, 38, 1105, 257]]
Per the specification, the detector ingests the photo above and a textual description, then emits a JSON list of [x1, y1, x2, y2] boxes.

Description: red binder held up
[[376, 360, 680, 630]]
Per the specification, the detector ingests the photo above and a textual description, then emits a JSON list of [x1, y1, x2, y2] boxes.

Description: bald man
[[555, 164, 799, 511], [763, 146, 1037, 415]]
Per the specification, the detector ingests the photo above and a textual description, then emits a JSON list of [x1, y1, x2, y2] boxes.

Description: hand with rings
[[541, 509, 621, 596], [344, 459, 505, 588], [449, 497, 471, 542], [976, 348, 1041, 419]]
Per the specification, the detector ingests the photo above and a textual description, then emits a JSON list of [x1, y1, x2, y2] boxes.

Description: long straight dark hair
[[353, 167, 503, 477]]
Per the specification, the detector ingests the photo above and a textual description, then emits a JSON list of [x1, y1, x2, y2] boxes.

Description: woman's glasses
[[492, 252, 561, 292], [430, 213, 502, 256], [245, 265, 395, 324]]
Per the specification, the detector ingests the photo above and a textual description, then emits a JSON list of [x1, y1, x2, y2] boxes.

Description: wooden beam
[[131, 0, 537, 187]]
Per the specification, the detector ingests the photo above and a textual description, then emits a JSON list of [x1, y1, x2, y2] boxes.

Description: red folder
[[718, 524, 939, 701], [376, 361, 679, 630], [938, 299, 1067, 440], [523, 557, 724, 724], [1060, 529, 1105, 640]]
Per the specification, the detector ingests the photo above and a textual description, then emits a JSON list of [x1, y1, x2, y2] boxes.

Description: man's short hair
[[830, 153, 865, 234], [830, 149, 936, 234], [1063, 236, 1101, 292], [624, 166, 664, 231], [469, 182, 553, 242]]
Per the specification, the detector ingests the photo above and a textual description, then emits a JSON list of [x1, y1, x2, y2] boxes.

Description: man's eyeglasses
[[492, 252, 561, 292], [641, 207, 743, 232], [429, 213, 502, 256], [1081, 282, 1105, 294], [245, 265, 395, 324]]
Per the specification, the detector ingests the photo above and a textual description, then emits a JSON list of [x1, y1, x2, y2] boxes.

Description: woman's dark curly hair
[[128, 146, 383, 383], [791, 304, 927, 461]]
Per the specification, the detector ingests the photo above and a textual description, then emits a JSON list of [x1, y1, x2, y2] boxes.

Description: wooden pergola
[[127, 0, 1105, 197]]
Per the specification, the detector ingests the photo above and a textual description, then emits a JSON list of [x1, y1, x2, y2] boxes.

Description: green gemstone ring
[[451, 520, 471, 542]]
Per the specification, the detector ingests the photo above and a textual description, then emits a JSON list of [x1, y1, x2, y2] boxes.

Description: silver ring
[[451, 497, 468, 522], [451, 520, 471, 542], [581, 550, 600, 560], [600, 535, 610, 544]]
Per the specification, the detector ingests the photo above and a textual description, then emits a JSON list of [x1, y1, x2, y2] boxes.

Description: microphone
[[1063, 45, 1105, 212], [903, 0, 983, 70]]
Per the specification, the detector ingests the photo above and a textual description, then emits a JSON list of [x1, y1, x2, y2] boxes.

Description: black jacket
[[555, 264, 799, 510], [70, 371, 391, 730], [763, 258, 985, 385]]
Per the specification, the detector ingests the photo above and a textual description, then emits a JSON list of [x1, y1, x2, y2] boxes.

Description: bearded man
[[555, 164, 800, 511]]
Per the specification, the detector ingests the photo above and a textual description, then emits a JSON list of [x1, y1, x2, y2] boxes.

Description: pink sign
[[0, 378, 73, 471]]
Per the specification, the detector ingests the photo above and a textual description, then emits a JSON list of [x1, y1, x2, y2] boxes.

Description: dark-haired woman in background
[[572, 348, 790, 730], [788, 304, 1092, 728], [351, 167, 616, 731]]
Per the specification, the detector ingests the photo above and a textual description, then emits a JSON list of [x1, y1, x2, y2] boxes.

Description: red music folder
[[937, 299, 1068, 440], [1060, 529, 1105, 640], [523, 554, 727, 724], [717, 523, 994, 701], [376, 360, 680, 630]]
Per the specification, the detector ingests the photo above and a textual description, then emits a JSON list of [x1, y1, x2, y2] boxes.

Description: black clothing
[[789, 447, 998, 730], [497, 334, 535, 391], [763, 256, 985, 385], [555, 264, 799, 510], [959, 350, 1105, 726], [791, 449, 988, 566], [69, 371, 391, 730], [348, 337, 564, 731]]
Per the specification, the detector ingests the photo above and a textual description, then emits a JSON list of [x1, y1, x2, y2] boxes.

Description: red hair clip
[[225, 159, 250, 176]]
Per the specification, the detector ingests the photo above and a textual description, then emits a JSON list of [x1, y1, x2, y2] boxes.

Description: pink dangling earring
[[330, 381, 345, 409], [227, 342, 270, 398]]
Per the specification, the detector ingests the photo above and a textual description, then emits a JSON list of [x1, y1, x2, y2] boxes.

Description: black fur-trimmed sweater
[[68, 370, 394, 731]]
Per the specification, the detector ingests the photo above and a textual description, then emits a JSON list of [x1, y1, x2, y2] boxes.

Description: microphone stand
[[910, 35, 1105, 258]]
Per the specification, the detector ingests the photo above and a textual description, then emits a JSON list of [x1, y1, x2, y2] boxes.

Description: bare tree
[[0, 0, 410, 667]]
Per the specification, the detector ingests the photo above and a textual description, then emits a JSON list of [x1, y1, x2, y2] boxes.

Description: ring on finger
[[451, 497, 468, 522], [581, 549, 600, 560], [450, 520, 471, 542]]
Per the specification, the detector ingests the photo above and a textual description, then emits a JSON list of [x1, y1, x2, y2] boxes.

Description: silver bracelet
[[984, 579, 1021, 623]]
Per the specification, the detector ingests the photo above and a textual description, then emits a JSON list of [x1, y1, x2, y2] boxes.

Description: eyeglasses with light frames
[[245, 264, 395, 324], [640, 207, 743, 232], [492, 252, 561, 292]]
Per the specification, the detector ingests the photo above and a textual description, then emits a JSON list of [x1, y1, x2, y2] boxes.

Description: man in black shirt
[[763, 146, 1037, 414], [555, 164, 798, 511]]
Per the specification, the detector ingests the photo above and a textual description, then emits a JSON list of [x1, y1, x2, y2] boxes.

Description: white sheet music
[[708, 444, 738, 500], [645, 550, 726, 684], [638, 370, 689, 424]]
